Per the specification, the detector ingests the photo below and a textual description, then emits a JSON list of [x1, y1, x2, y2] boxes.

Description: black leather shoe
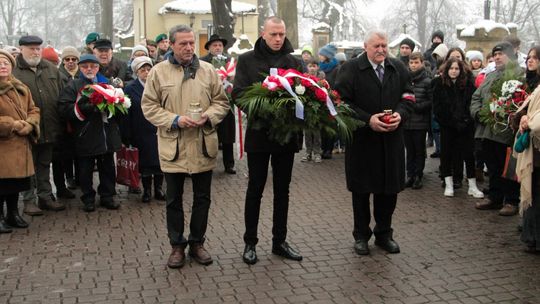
[[405, 177, 414, 188], [242, 244, 258, 265], [375, 238, 400, 253], [272, 242, 303, 261], [5, 213, 29, 228], [225, 167, 236, 174], [82, 201, 95, 212], [142, 191, 151, 203], [412, 176, 423, 189], [57, 188, 76, 199], [100, 199, 120, 210], [354, 240, 370, 255]]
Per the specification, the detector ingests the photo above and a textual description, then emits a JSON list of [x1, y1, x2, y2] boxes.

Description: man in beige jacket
[[141, 25, 229, 269]]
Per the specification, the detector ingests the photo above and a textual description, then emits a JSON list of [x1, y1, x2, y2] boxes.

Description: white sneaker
[[301, 153, 311, 162], [313, 154, 322, 163]]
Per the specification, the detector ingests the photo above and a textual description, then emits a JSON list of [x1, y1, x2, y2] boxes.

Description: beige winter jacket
[[141, 57, 229, 174]]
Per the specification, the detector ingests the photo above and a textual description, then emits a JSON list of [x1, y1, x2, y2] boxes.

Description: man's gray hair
[[364, 30, 388, 43], [169, 25, 193, 43]]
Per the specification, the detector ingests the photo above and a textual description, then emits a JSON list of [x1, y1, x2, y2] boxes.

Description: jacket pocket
[[201, 126, 218, 158], [160, 84, 175, 109], [158, 128, 179, 161]]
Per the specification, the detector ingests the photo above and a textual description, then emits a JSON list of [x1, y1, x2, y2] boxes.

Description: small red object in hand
[[380, 110, 393, 124]]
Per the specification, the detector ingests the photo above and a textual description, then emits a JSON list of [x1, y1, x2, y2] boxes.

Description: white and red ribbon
[[262, 69, 338, 120]]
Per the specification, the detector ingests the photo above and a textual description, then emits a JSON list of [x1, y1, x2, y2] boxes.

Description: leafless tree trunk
[[100, 0, 113, 40], [0, 0, 27, 45], [210, 0, 235, 52], [258, 0, 271, 33], [277, 0, 298, 48]]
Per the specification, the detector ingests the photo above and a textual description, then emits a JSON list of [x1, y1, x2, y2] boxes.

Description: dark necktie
[[376, 64, 384, 82]]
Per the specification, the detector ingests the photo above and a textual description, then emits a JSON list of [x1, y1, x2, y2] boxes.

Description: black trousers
[[404, 129, 427, 178], [482, 139, 520, 205], [78, 153, 116, 203], [52, 158, 78, 190], [165, 170, 212, 246], [222, 143, 234, 169], [352, 192, 397, 241], [244, 152, 295, 245], [440, 127, 475, 179]]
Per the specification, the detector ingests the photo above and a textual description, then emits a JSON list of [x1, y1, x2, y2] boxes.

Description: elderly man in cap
[[92, 39, 129, 86], [83, 32, 100, 54], [58, 54, 122, 212], [200, 34, 237, 174], [471, 42, 521, 216], [399, 38, 415, 65], [13, 35, 65, 215], [155, 33, 170, 62]]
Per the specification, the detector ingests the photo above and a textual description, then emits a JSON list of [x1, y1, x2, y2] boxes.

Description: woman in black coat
[[124, 57, 165, 203], [433, 58, 483, 199]]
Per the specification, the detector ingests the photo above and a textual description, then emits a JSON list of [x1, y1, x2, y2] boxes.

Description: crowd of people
[[0, 15, 539, 270]]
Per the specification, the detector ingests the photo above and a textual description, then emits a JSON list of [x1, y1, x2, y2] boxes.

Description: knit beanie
[[318, 44, 337, 60], [301, 45, 313, 56], [465, 50, 483, 62], [61, 46, 80, 60], [400, 38, 415, 51], [131, 56, 153, 73], [0, 49, 16, 67], [42, 47, 59, 65], [492, 42, 515, 59], [335, 52, 347, 62], [131, 45, 149, 57], [431, 30, 444, 43]]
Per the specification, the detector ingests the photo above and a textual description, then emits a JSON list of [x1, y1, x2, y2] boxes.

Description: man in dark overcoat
[[200, 34, 236, 174], [335, 30, 415, 255], [232, 16, 303, 265]]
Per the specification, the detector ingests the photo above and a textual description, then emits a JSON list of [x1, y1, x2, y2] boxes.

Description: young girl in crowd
[[433, 58, 484, 198]]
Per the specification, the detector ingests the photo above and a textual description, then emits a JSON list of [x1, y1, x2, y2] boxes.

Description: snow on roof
[[159, 0, 256, 15], [506, 22, 518, 29], [459, 19, 510, 37], [388, 33, 422, 48], [227, 34, 253, 56], [333, 40, 364, 49], [117, 31, 134, 40], [313, 22, 331, 30]]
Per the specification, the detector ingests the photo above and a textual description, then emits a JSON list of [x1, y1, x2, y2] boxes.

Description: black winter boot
[[141, 176, 152, 203], [154, 174, 166, 201], [5, 194, 28, 228], [0, 200, 13, 233]]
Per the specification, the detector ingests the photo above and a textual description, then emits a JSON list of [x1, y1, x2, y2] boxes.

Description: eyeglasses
[[64, 57, 78, 62]]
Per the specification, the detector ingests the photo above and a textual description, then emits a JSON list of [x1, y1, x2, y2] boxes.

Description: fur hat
[[466, 50, 484, 62], [318, 44, 337, 60], [131, 45, 149, 57], [431, 30, 444, 43], [42, 47, 59, 65], [492, 42, 515, 59], [400, 38, 415, 51], [61, 46, 80, 60], [0, 49, 16, 67], [131, 56, 153, 73]]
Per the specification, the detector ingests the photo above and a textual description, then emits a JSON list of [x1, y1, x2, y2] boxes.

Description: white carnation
[[295, 85, 306, 95]]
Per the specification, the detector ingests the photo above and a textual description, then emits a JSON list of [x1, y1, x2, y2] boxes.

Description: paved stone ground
[[1, 148, 540, 304]]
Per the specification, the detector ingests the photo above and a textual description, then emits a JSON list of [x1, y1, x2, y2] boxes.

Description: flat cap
[[93, 39, 113, 50], [79, 54, 100, 65], [19, 35, 43, 46]]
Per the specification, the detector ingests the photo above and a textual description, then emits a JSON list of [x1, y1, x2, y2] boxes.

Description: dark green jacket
[[13, 56, 63, 144]]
